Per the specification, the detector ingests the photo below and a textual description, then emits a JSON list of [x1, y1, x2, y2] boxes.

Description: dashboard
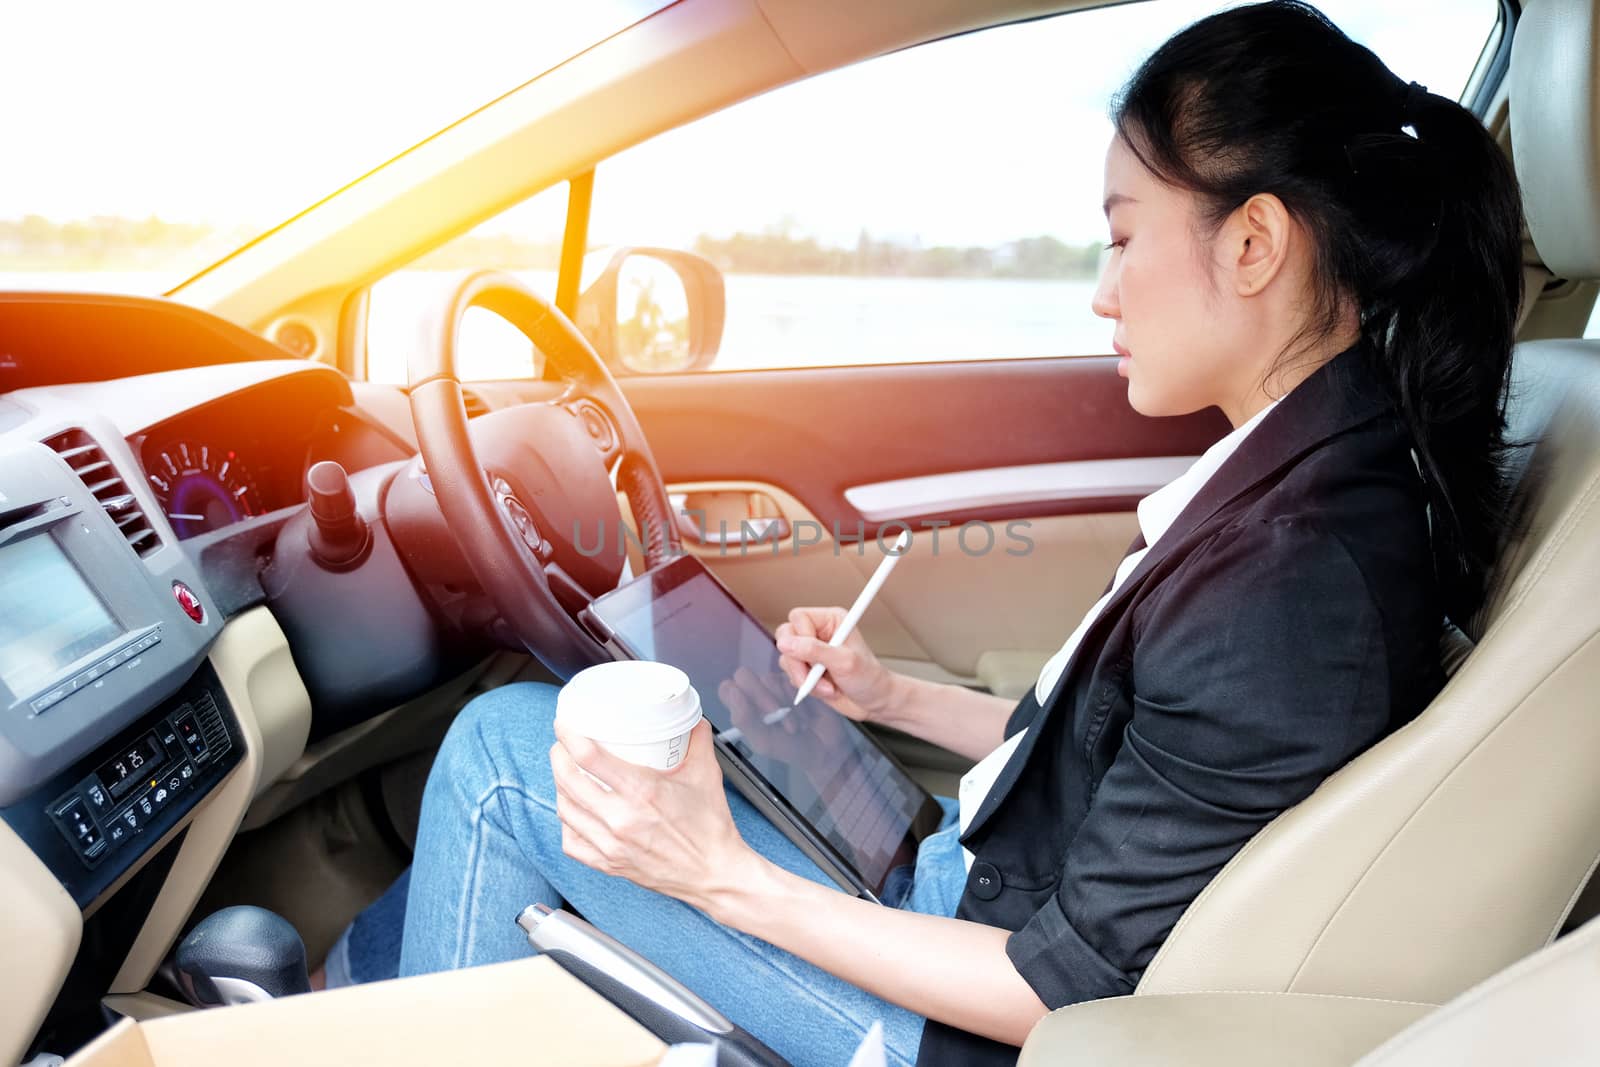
[[0, 293, 423, 779], [0, 291, 446, 1060], [132, 370, 404, 541]]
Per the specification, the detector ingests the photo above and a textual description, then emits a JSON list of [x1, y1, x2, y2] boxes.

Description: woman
[[326, 4, 1523, 1064]]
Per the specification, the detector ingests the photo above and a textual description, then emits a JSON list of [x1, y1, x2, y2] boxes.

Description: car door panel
[[616, 358, 1225, 694], [621, 356, 1226, 535]]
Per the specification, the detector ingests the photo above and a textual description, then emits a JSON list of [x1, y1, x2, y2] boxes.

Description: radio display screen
[[0, 535, 124, 697], [97, 731, 167, 800]]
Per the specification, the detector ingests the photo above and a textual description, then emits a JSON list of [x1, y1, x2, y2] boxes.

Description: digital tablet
[[580, 554, 943, 901]]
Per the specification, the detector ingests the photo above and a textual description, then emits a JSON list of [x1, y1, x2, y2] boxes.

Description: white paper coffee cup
[[556, 661, 702, 771]]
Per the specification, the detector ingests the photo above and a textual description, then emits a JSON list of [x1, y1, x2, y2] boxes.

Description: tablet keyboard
[[808, 751, 915, 877]]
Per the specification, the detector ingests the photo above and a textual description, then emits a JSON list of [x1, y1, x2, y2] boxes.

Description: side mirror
[[577, 248, 725, 375]]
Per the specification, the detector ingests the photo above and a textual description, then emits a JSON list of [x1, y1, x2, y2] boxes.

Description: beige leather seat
[[1017, 914, 1600, 1066], [1021, 0, 1600, 1059], [1354, 912, 1599, 1067]]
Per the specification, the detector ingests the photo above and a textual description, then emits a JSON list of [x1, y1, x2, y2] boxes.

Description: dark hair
[[1113, 0, 1524, 623]]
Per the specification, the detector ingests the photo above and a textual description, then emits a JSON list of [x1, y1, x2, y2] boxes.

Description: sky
[[1, 0, 1500, 263], [0, 0, 666, 223]]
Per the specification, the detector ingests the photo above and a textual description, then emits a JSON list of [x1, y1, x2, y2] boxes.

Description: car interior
[[2, 0, 1599, 1064]]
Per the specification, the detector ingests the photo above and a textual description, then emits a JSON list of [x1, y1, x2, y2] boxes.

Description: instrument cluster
[[143, 439, 267, 540], [132, 373, 344, 541]]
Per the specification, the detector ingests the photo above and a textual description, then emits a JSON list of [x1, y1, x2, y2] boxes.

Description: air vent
[[43, 428, 162, 558], [460, 387, 490, 419], [193, 690, 233, 758]]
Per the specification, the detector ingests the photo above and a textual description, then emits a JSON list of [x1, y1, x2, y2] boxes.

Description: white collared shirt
[[955, 399, 1282, 870]]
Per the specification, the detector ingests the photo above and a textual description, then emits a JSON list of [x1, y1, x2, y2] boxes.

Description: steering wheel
[[407, 270, 681, 679]]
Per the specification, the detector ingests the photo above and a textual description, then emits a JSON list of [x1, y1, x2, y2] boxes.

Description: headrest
[[1509, 0, 1600, 279]]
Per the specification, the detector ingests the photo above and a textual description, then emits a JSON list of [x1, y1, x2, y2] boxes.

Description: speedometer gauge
[[145, 440, 263, 539]]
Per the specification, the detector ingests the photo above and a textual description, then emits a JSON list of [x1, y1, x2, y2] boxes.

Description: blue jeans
[[330, 681, 968, 1067]]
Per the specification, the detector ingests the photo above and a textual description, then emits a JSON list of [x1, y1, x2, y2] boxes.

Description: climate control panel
[[48, 695, 229, 869], [1, 662, 243, 908]]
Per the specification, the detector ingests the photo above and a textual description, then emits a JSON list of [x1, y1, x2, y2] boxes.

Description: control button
[[151, 784, 172, 810], [105, 649, 125, 668], [176, 715, 206, 759], [500, 496, 548, 558], [107, 821, 129, 848], [968, 861, 1004, 902], [64, 807, 94, 841], [140, 632, 161, 651], [120, 806, 141, 832], [136, 792, 155, 820], [55, 798, 102, 855], [177, 761, 195, 785], [577, 404, 615, 450], [34, 685, 70, 713], [84, 782, 110, 814], [172, 582, 205, 624]]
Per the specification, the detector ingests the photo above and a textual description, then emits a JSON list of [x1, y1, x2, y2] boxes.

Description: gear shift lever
[[175, 906, 312, 1006]]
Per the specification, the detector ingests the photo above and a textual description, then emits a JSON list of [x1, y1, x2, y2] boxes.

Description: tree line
[[692, 229, 1104, 279], [1, 216, 1102, 279]]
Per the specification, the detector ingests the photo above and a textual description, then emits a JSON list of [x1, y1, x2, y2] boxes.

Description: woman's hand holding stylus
[[780, 605, 1023, 762], [775, 606, 904, 723]]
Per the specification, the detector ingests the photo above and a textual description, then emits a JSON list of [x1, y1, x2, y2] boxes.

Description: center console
[[0, 436, 236, 907]]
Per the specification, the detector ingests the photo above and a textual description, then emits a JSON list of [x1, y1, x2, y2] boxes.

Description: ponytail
[[1364, 91, 1523, 621], [1113, 0, 1524, 621]]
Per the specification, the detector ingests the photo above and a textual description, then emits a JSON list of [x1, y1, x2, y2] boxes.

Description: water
[[367, 271, 1110, 380], [711, 274, 1107, 371], [1, 270, 1112, 380]]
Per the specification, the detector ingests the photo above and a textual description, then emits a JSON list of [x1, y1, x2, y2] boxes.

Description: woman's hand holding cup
[[775, 606, 902, 724], [551, 661, 759, 907]]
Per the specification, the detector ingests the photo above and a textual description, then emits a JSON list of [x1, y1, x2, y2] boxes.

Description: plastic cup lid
[[556, 661, 702, 744]]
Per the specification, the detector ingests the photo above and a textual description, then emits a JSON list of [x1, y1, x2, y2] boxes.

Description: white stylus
[[776, 528, 913, 718]]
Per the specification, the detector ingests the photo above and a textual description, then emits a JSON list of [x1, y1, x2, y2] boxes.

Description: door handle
[[669, 490, 791, 547]]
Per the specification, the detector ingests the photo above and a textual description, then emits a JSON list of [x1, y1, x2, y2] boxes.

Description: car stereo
[[0, 531, 162, 712], [0, 438, 222, 807]]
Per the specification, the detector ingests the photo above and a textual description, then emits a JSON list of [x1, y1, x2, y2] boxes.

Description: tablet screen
[[588, 555, 932, 894]]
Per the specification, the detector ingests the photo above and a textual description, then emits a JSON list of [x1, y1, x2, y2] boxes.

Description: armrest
[[1018, 992, 1435, 1067], [519, 905, 788, 1067], [974, 650, 1051, 700]]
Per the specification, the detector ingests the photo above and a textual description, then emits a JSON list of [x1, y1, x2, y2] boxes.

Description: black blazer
[[916, 341, 1446, 1065]]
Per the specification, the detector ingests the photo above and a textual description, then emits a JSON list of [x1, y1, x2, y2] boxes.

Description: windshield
[[0, 0, 668, 297]]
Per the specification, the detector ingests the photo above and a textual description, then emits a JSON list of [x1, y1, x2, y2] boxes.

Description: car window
[[364, 182, 570, 385], [581, 0, 1501, 372], [1583, 296, 1600, 339]]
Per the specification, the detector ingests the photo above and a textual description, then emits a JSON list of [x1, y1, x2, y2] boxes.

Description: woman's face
[[1092, 135, 1256, 421]]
